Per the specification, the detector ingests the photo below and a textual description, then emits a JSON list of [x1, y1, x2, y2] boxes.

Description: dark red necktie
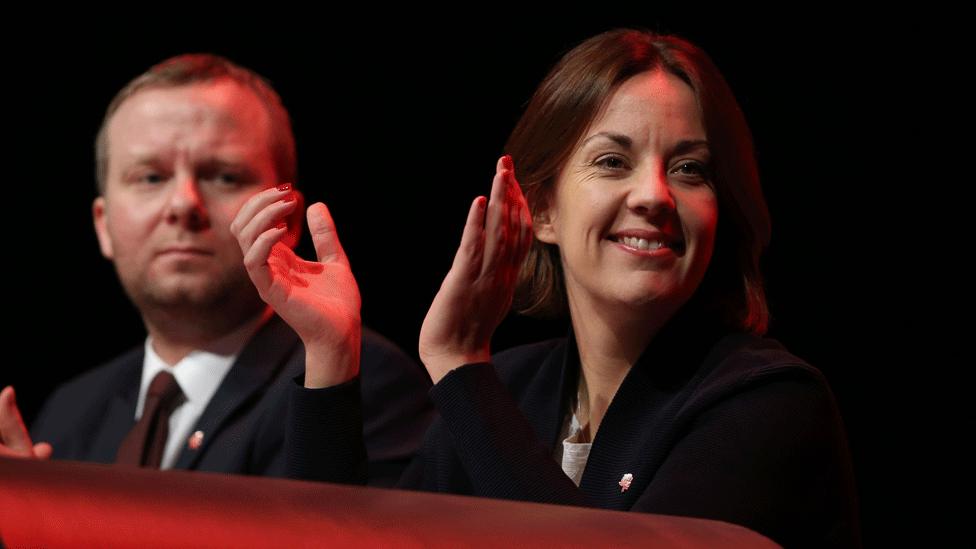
[[116, 371, 184, 468]]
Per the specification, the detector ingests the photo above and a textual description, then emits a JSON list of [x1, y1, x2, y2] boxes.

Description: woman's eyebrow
[[581, 131, 633, 149], [671, 139, 711, 156]]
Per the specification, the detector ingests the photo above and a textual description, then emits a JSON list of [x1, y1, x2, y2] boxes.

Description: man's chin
[[140, 288, 225, 310], [131, 278, 252, 311]]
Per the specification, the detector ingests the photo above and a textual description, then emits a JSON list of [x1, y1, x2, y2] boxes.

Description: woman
[[232, 29, 860, 548]]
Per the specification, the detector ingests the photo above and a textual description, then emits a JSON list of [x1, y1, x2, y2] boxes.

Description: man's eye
[[140, 172, 164, 184], [211, 171, 253, 186]]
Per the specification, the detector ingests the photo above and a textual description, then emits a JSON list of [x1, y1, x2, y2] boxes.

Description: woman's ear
[[533, 198, 558, 244]]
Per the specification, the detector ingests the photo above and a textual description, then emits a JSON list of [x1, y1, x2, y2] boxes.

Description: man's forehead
[[107, 81, 273, 158], [115, 80, 267, 126]]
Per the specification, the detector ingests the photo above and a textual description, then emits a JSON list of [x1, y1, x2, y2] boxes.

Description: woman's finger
[[237, 198, 299, 256], [308, 202, 349, 266], [482, 156, 511, 277], [449, 195, 488, 279], [242, 224, 290, 294], [231, 184, 295, 240]]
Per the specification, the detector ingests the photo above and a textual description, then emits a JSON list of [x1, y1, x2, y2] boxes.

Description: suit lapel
[[172, 315, 299, 469], [89, 350, 143, 464]]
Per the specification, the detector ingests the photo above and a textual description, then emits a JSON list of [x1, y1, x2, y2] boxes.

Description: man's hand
[[0, 386, 52, 459]]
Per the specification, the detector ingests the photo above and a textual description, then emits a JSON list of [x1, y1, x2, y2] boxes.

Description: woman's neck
[[567, 292, 678, 441]]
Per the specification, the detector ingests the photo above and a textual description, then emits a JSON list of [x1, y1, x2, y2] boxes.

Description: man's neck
[[144, 305, 273, 365]]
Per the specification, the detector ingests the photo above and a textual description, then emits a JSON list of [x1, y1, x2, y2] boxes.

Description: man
[[0, 54, 432, 485]]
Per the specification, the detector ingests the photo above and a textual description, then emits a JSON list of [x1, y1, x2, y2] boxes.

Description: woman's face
[[535, 69, 718, 318]]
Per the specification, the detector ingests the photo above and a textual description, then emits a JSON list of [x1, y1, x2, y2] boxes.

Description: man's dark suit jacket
[[31, 316, 433, 486]]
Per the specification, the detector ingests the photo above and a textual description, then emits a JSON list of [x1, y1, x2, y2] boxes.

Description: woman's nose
[[626, 166, 676, 218]]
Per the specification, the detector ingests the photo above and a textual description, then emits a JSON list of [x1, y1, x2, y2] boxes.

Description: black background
[[2, 14, 917, 544]]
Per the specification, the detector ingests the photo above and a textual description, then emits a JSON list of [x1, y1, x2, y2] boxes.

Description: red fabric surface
[[0, 457, 778, 547]]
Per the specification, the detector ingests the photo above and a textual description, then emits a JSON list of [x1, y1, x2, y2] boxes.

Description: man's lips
[[156, 246, 214, 257]]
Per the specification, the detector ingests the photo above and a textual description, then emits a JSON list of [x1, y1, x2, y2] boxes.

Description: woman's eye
[[594, 155, 628, 170], [672, 161, 711, 181]]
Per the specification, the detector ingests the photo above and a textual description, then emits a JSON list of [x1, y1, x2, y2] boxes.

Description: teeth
[[620, 236, 666, 251]]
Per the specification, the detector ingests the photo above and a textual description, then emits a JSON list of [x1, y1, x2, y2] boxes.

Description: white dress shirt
[[134, 314, 269, 469]]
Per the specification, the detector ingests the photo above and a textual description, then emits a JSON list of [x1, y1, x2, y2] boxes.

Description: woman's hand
[[231, 186, 361, 388], [419, 156, 533, 383]]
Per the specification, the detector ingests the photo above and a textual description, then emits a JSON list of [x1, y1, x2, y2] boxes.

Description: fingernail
[[281, 194, 296, 203], [276, 183, 292, 192], [502, 155, 514, 170], [276, 222, 288, 231]]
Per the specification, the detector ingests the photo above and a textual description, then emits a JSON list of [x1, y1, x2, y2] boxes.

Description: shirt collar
[[135, 311, 271, 418]]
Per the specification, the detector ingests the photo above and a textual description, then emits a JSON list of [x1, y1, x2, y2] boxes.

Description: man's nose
[[164, 175, 209, 230]]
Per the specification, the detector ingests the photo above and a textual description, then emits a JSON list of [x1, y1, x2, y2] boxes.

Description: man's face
[[94, 79, 288, 316]]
